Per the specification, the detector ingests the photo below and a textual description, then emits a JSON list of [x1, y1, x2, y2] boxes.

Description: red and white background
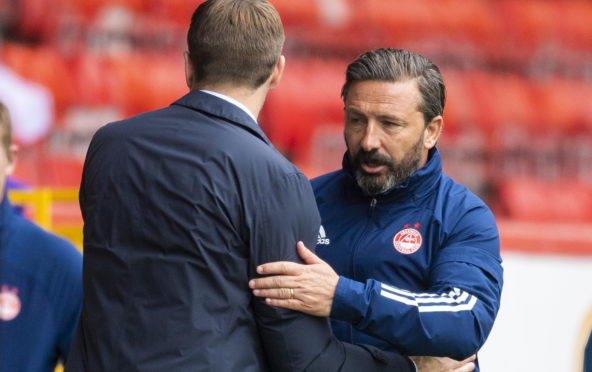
[[1, 1, 590, 371], [480, 221, 592, 371]]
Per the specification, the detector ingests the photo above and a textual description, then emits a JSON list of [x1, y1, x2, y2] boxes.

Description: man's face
[[344, 79, 440, 196]]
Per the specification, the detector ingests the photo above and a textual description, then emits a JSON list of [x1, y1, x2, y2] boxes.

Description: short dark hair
[[341, 48, 446, 125], [187, 0, 285, 89], [0, 102, 12, 153]]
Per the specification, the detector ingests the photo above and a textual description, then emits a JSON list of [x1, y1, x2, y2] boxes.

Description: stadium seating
[[497, 177, 592, 223], [262, 58, 347, 164], [105, 52, 187, 116], [1, 43, 75, 115], [1, 0, 591, 223]]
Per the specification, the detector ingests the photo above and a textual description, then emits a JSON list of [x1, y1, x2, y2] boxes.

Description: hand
[[410, 354, 476, 372], [248, 241, 339, 317]]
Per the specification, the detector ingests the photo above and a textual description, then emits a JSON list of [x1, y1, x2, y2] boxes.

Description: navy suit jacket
[[65, 91, 413, 372]]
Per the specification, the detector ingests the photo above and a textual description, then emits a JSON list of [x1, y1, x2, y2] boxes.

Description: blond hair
[[0, 102, 12, 153]]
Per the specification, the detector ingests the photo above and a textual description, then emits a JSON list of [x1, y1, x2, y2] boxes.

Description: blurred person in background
[[0, 52, 54, 146], [0, 101, 82, 371], [250, 48, 503, 371], [0, 33, 54, 196], [64, 2, 475, 371]]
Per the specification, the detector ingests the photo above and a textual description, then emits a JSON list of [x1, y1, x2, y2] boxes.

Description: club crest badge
[[0, 285, 21, 321], [393, 226, 422, 255]]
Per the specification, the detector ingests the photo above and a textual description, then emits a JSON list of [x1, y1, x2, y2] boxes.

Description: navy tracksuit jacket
[[313, 149, 504, 371], [0, 197, 82, 371]]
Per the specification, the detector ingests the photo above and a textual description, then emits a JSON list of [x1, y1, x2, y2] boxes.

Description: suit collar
[[172, 90, 272, 146]]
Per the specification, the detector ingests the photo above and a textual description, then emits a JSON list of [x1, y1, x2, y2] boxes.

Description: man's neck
[[193, 83, 268, 120]]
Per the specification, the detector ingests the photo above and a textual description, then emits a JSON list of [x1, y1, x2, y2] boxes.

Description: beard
[[350, 135, 424, 197]]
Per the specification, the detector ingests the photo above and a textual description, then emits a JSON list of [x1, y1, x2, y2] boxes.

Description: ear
[[268, 55, 285, 90], [423, 115, 443, 150], [5, 144, 17, 176], [183, 51, 195, 90]]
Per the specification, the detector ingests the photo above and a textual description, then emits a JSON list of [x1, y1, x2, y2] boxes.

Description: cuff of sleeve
[[330, 276, 368, 325], [410, 357, 418, 372]]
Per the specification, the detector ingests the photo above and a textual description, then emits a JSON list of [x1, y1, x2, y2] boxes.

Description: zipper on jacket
[[368, 198, 377, 216], [353, 197, 378, 280]]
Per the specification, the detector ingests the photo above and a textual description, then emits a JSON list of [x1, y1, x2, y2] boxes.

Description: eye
[[347, 114, 364, 125], [382, 116, 406, 128]]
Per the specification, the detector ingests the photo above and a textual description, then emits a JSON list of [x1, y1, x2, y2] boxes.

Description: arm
[[333, 206, 503, 358], [412, 355, 476, 372], [250, 241, 339, 317], [55, 243, 83, 361], [249, 171, 414, 371], [250, 241, 477, 372], [251, 206, 503, 359]]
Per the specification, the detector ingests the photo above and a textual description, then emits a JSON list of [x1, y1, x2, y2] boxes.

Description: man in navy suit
[[65, 1, 474, 371]]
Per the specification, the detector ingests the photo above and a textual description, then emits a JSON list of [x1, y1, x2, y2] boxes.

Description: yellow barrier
[[8, 188, 81, 372], [8, 188, 83, 250]]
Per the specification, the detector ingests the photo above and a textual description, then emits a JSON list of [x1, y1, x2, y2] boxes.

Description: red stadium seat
[[38, 155, 85, 188], [463, 71, 537, 133], [270, 0, 319, 27], [145, 0, 202, 25], [262, 58, 347, 165], [11, 0, 58, 40], [106, 52, 187, 116], [499, 0, 558, 45], [497, 177, 592, 223], [71, 51, 114, 106], [360, 0, 433, 42], [430, 0, 500, 44], [1, 42, 75, 116], [554, 2, 592, 51], [531, 78, 592, 133], [58, 0, 147, 18], [441, 69, 480, 131]]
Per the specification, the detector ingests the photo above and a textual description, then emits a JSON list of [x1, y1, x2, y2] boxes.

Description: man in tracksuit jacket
[[0, 102, 83, 371], [251, 49, 503, 372], [65, 2, 427, 371]]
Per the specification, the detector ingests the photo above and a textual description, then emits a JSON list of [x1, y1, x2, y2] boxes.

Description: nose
[[360, 121, 381, 152]]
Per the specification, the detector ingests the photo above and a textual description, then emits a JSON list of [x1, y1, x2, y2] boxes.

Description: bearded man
[[250, 48, 503, 372]]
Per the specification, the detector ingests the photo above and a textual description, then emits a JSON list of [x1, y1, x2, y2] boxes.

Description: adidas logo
[[317, 225, 330, 245]]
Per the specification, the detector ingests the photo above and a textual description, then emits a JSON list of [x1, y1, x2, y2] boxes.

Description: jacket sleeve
[[53, 240, 83, 362], [330, 204, 503, 359], [250, 171, 415, 372]]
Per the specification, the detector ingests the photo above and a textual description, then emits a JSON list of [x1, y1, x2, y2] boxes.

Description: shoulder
[[229, 136, 305, 186], [439, 174, 493, 213], [436, 174, 498, 235], [311, 169, 344, 193], [309, 170, 348, 209], [10, 215, 82, 271], [91, 106, 174, 141]]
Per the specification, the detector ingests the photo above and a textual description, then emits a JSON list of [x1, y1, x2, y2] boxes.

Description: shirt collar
[[199, 90, 258, 124]]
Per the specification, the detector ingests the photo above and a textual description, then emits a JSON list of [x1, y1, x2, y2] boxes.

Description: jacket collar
[[342, 147, 442, 202], [172, 90, 272, 146], [0, 193, 12, 237]]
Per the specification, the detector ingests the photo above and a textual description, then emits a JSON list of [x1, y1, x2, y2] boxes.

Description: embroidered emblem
[[393, 228, 422, 254], [0, 285, 21, 321]]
